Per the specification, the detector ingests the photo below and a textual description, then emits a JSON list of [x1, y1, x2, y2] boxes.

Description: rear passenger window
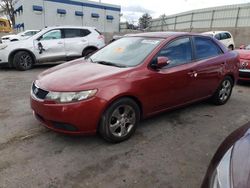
[[194, 37, 222, 60], [220, 33, 228, 40], [225, 33, 231, 39], [64, 29, 90, 38], [215, 34, 220, 40]]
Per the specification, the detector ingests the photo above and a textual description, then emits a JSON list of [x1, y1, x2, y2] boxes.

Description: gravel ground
[[0, 64, 250, 188]]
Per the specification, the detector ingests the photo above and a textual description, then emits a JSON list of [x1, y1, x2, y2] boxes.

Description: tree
[[160, 14, 167, 31], [0, 0, 15, 27], [138, 13, 152, 30]]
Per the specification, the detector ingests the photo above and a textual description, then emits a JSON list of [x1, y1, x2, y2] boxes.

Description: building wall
[[13, 0, 121, 32]]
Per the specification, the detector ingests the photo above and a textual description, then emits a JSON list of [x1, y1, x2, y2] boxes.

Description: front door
[[145, 37, 196, 112], [35, 29, 65, 62]]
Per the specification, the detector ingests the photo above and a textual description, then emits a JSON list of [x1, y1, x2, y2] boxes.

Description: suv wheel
[[228, 45, 234, 50], [211, 76, 233, 105], [99, 98, 140, 143], [82, 48, 96, 57], [13, 51, 34, 71]]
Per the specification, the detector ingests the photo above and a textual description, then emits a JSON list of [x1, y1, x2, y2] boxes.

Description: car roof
[[125, 32, 191, 39], [44, 26, 96, 30]]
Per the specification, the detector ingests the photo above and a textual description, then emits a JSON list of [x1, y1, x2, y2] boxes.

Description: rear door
[[63, 28, 90, 58], [188, 36, 225, 99]]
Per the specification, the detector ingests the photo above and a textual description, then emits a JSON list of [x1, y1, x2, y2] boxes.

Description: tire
[[98, 98, 140, 143], [228, 45, 234, 50], [13, 51, 34, 71], [211, 76, 233, 105], [82, 48, 96, 57]]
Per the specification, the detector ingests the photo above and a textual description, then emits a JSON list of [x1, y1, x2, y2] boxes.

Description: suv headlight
[[45, 89, 97, 103], [0, 44, 8, 50]]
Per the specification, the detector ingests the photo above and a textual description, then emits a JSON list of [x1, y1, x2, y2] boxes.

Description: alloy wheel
[[109, 105, 136, 137]]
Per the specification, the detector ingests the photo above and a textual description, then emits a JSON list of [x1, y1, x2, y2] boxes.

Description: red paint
[[31, 32, 239, 135], [236, 49, 250, 81]]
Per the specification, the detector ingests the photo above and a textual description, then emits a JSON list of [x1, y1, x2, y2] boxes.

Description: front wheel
[[211, 76, 233, 105], [99, 98, 140, 143], [13, 51, 34, 71]]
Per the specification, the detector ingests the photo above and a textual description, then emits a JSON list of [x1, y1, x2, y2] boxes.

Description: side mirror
[[156, 56, 170, 68]]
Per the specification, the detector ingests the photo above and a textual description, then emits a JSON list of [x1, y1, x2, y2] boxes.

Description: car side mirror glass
[[156, 56, 170, 68]]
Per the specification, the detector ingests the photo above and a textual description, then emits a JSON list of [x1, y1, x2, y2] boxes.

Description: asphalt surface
[[0, 64, 250, 188]]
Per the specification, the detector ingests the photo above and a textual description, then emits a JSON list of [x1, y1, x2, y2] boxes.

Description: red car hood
[[236, 50, 250, 60], [36, 59, 132, 92]]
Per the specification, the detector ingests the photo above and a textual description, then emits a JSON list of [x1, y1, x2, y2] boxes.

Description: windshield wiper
[[94, 61, 127, 68]]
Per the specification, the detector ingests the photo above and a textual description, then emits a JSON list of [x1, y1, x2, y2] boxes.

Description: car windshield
[[90, 37, 163, 67]]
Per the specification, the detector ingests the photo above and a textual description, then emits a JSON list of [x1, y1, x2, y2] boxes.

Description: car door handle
[[188, 71, 198, 78], [57, 41, 63, 44]]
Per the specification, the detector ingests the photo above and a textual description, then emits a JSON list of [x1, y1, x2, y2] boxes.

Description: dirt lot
[[0, 65, 250, 188]]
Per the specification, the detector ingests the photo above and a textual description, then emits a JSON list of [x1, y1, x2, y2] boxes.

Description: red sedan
[[31, 32, 239, 142], [236, 49, 250, 81]]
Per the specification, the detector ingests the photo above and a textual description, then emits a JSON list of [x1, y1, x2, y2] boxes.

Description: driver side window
[[152, 37, 192, 68], [40, 30, 62, 41]]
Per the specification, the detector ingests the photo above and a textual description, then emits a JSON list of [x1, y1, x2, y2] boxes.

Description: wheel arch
[[82, 45, 98, 56], [100, 94, 144, 123], [225, 74, 235, 86], [8, 49, 37, 67]]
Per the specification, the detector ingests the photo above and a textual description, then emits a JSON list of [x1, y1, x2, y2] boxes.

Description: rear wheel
[[13, 51, 34, 71], [99, 98, 140, 143], [228, 45, 234, 50], [211, 76, 233, 105], [82, 48, 97, 57]]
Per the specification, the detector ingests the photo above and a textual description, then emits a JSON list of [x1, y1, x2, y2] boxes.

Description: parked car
[[0, 26, 105, 70], [203, 31, 235, 50], [235, 49, 250, 81], [1, 30, 40, 43], [30, 32, 239, 143], [109, 35, 123, 43], [239, 44, 250, 50], [202, 122, 250, 188]]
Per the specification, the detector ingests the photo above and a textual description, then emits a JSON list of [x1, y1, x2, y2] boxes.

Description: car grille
[[32, 83, 49, 100], [239, 71, 250, 78]]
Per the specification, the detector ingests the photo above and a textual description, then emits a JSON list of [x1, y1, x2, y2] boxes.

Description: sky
[[93, 0, 250, 23]]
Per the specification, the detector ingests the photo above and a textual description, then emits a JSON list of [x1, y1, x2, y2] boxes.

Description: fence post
[[210, 10, 215, 29], [174, 16, 177, 30], [235, 7, 240, 28], [190, 12, 194, 32]]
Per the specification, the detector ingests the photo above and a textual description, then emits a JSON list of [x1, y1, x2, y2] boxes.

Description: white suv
[[1, 30, 40, 43], [0, 26, 105, 70], [202, 31, 235, 50]]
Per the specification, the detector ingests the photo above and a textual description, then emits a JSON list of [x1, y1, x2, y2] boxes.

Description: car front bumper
[[239, 69, 250, 81], [30, 94, 108, 135], [0, 50, 8, 64]]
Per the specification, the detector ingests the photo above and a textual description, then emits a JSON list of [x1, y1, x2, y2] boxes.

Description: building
[[13, 0, 121, 33]]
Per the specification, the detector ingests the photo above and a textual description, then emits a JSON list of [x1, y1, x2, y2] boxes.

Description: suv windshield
[[90, 37, 163, 67]]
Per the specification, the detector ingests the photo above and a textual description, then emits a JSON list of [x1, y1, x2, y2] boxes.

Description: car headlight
[[0, 44, 8, 50], [45, 89, 97, 103]]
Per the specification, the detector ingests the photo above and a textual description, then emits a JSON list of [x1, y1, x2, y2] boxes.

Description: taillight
[[98, 35, 105, 40]]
